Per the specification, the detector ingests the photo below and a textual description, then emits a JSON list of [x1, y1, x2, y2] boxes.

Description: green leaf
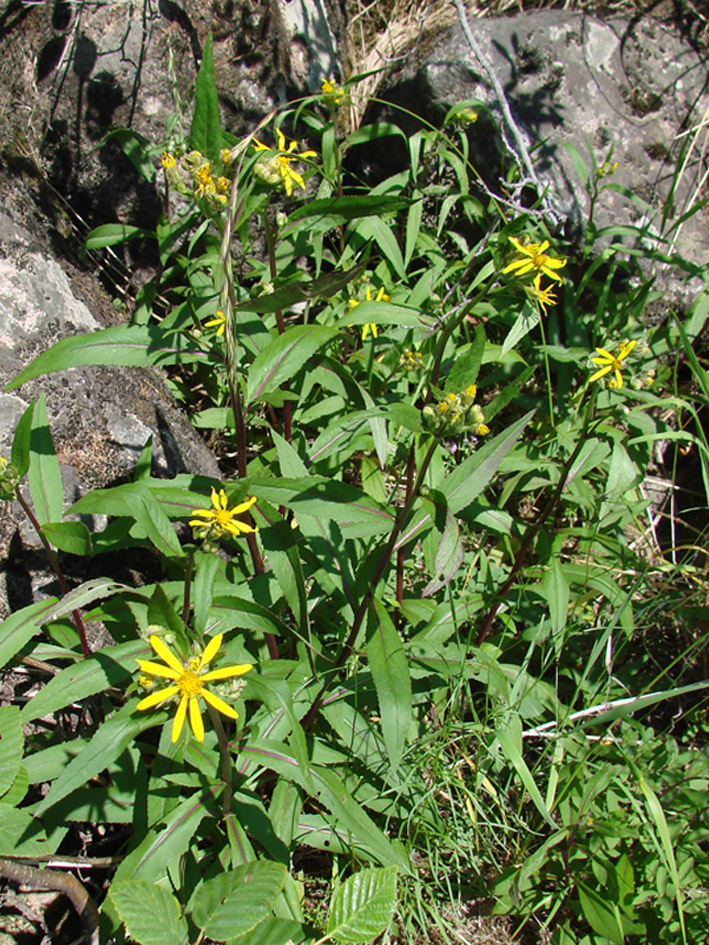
[[421, 502, 464, 598], [103, 129, 157, 184], [576, 880, 624, 945], [239, 742, 409, 870], [501, 299, 540, 357], [85, 223, 153, 250], [327, 867, 398, 943], [21, 640, 146, 723], [344, 123, 406, 148], [41, 520, 92, 556], [0, 598, 59, 671], [2, 766, 28, 806], [190, 861, 287, 941], [7, 325, 213, 389], [338, 301, 427, 331], [495, 714, 555, 828], [353, 216, 406, 279], [35, 578, 131, 627], [542, 557, 569, 635], [225, 916, 306, 945], [36, 700, 162, 814], [252, 496, 309, 634], [193, 549, 220, 635], [366, 603, 411, 773], [0, 804, 50, 856], [11, 399, 34, 479], [190, 32, 223, 162], [249, 477, 394, 538], [247, 326, 336, 404], [110, 880, 188, 945], [0, 706, 23, 797], [27, 394, 63, 526], [288, 195, 413, 229], [113, 787, 212, 883], [444, 327, 486, 394]]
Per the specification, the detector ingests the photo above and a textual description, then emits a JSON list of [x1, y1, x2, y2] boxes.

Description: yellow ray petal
[[149, 636, 184, 674], [189, 697, 205, 741], [136, 660, 181, 680], [171, 696, 188, 742], [199, 633, 224, 669], [201, 664, 253, 682], [136, 686, 179, 711], [202, 688, 239, 719]]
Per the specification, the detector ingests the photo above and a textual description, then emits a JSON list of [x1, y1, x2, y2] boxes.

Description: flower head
[[161, 151, 176, 170], [204, 310, 226, 337], [503, 236, 567, 284], [189, 487, 258, 543], [528, 273, 558, 316], [589, 339, 637, 390], [0, 455, 20, 500], [136, 633, 252, 742], [253, 129, 318, 196], [321, 78, 346, 105], [349, 285, 389, 341]]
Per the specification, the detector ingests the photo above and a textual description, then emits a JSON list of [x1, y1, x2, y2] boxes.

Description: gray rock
[[0, 208, 220, 619], [382, 10, 709, 307]]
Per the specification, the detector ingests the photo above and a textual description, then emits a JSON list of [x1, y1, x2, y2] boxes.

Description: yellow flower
[[136, 633, 252, 742], [252, 128, 318, 197], [528, 273, 558, 316], [457, 107, 478, 124], [589, 339, 637, 389], [220, 148, 234, 165], [194, 164, 217, 198], [597, 160, 618, 178], [204, 310, 226, 336], [161, 151, 176, 169], [321, 78, 346, 105], [189, 487, 258, 541], [503, 236, 567, 284], [349, 285, 389, 341], [216, 176, 231, 193]]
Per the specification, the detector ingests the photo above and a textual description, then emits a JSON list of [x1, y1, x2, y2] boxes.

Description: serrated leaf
[[110, 880, 188, 945], [2, 766, 28, 806], [35, 578, 130, 627], [366, 602, 411, 773], [246, 326, 336, 404], [21, 639, 146, 722], [27, 394, 63, 526], [327, 867, 398, 943], [190, 32, 222, 162], [191, 861, 286, 941], [7, 325, 213, 389], [225, 915, 306, 945], [0, 706, 23, 797]]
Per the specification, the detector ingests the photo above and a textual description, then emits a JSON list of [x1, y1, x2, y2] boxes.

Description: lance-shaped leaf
[[366, 601, 411, 773], [7, 325, 214, 389], [247, 325, 336, 404], [421, 504, 464, 598], [85, 223, 153, 250], [189, 32, 223, 162], [21, 639, 148, 722], [0, 707, 23, 797], [288, 195, 413, 228], [0, 598, 60, 671], [338, 301, 430, 331], [27, 394, 63, 526], [36, 700, 165, 814]]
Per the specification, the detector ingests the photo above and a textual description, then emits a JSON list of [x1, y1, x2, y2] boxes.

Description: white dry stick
[[451, 0, 564, 228]]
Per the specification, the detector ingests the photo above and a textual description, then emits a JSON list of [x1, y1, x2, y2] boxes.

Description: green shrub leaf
[[327, 866, 398, 943], [190, 861, 286, 941], [110, 880, 188, 945]]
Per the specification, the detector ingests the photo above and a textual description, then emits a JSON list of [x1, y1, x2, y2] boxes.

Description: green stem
[[181, 552, 194, 626], [538, 315, 555, 428], [206, 703, 233, 817], [263, 210, 291, 441]]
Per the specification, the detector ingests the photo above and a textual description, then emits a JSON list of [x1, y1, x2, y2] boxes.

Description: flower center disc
[[178, 670, 203, 697]]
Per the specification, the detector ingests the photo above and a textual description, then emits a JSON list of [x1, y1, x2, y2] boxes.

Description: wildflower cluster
[[253, 128, 317, 197], [189, 487, 257, 550], [136, 631, 252, 743], [204, 309, 226, 337], [596, 159, 619, 178], [453, 107, 478, 125], [423, 385, 490, 437], [321, 78, 346, 106], [161, 149, 233, 211], [0, 455, 20, 500], [401, 348, 425, 371]]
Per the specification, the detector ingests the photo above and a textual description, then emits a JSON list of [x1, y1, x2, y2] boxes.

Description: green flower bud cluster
[[0, 456, 20, 500], [161, 149, 232, 212], [422, 385, 490, 437], [401, 348, 424, 372]]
